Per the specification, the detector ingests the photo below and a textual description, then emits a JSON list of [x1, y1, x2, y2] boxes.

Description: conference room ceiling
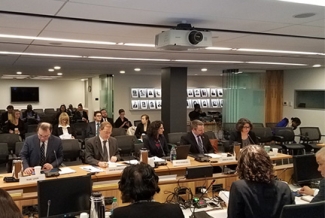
[[0, 0, 324, 79]]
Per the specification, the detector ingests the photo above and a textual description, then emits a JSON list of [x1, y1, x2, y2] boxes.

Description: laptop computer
[[163, 144, 191, 161]]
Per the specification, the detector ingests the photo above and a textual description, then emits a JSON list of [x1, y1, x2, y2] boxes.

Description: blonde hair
[[100, 121, 112, 130], [8, 110, 20, 124], [59, 112, 70, 126]]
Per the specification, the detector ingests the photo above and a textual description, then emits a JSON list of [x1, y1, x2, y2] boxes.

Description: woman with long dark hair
[[143, 120, 169, 157]]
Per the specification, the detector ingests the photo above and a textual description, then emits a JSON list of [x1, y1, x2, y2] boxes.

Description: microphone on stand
[[54, 150, 60, 170], [46, 200, 51, 217]]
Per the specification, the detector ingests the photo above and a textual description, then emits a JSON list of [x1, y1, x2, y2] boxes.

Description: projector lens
[[188, 31, 203, 45]]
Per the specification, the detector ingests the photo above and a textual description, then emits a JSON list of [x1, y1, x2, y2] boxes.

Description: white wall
[[283, 67, 325, 134], [0, 79, 85, 110]]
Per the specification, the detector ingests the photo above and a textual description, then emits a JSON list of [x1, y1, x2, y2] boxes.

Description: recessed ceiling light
[[48, 69, 54, 72], [16, 71, 22, 75], [54, 66, 61, 70], [293, 13, 316, 18], [120, 70, 125, 74], [134, 68, 141, 71], [313, 64, 321, 67], [117, 42, 124, 45], [201, 68, 208, 72], [57, 72, 63, 76]]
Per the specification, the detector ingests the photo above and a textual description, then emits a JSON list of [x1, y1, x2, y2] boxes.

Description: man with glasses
[[86, 111, 102, 138], [20, 122, 63, 175]]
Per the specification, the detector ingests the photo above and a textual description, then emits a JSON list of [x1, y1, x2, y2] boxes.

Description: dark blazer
[[20, 134, 63, 169], [311, 178, 325, 202], [73, 110, 88, 122], [115, 117, 131, 129], [134, 122, 150, 139], [143, 135, 169, 157], [228, 180, 295, 218], [111, 201, 184, 218], [188, 110, 206, 121], [86, 121, 101, 138], [101, 117, 114, 127], [229, 130, 258, 148], [6, 119, 25, 139], [180, 132, 214, 154], [1, 111, 9, 126], [53, 125, 76, 138], [85, 136, 120, 165]]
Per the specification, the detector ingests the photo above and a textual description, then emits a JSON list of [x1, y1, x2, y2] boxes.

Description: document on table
[[80, 166, 105, 173], [205, 153, 222, 158], [59, 167, 76, 175]]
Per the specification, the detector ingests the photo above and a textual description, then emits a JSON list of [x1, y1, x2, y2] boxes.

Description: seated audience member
[[229, 118, 258, 151], [85, 122, 120, 167], [54, 104, 70, 125], [53, 112, 76, 139], [20, 122, 63, 175], [22, 104, 40, 124], [114, 109, 131, 129], [111, 163, 184, 218], [180, 120, 214, 154], [143, 121, 169, 157], [6, 109, 25, 139], [1, 105, 14, 127], [73, 103, 88, 122], [188, 103, 206, 121], [67, 104, 76, 116], [228, 145, 294, 218], [299, 147, 325, 202], [276, 117, 301, 130], [86, 111, 102, 138], [0, 188, 23, 218], [100, 109, 114, 127], [135, 114, 150, 139]]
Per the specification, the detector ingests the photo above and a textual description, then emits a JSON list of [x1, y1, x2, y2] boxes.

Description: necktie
[[197, 136, 204, 154], [103, 141, 108, 161], [96, 123, 100, 136], [40, 142, 46, 166]]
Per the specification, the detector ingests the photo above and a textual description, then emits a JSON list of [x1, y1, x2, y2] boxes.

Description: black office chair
[[205, 131, 216, 139], [265, 122, 278, 129], [222, 123, 236, 140], [167, 132, 187, 148], [299, 127, 325, 153], [27, 124, 38, 133], [61, 139, 80, 161], [14, 141, 24, 157], [254, 127, 283, 152], [0, 133, 21, 153], [25, 132, 36, 139], [111, 128, 126, 137], [253, 123, 264, 128], [115, 135, 137, 156], [134, 120, 141, 127], [273, 127, 305, 155], [0, 142, 9, 164], [44, 108, 56, 114], [280, 201, 325, 218], [72, 122, 88, 142]]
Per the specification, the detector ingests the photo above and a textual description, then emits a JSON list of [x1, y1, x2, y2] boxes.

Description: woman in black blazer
[[6, 110, 25, 140], [143, 120, 169, 157], [229, 118, 258, 151], [114, 109, 131, 129], [53, 112, 76, 139], [135, 114, 150, 139]]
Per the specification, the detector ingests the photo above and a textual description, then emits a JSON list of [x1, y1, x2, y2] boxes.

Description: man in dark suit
[[1, 105, 14, 127], [73, 103, 88, 122], [100, 109, 114, 127], [85, 122, 120, 167], [180, 120, 213, 154], [20, 122, 63, 175], [86, 111, 102, 138]]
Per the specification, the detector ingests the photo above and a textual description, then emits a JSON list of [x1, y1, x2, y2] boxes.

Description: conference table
[[0, 153, 293, 214]]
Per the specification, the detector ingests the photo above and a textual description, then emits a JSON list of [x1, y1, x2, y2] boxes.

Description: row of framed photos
[[131, 88, 223, 98], [131, 99, 223, 110]]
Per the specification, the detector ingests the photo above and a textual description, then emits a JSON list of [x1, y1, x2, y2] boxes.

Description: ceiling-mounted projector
[[155, 24, 212, 51]]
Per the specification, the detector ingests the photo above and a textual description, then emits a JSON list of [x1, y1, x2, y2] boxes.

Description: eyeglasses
[[243, 126, 251, 129], [38, 133, 50, 139]]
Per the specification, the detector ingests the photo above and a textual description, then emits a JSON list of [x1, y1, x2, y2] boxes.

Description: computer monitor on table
[[38, 175, 92, 218], [293, 154, 322, 186]]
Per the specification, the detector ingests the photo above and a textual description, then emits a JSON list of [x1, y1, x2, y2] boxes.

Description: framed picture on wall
[[140, 100, 148, 109], [210, 88, 217, 97], [147, 89, 154, 98], [201, 99, 208, 108], [131, 100, 139, 109], [191, 99, 201, 107], [149, 100, 156, 109], [211, 99, 219, 108], [187, 89, 193, 97], [155, 89, 161, 98], [217, 89, 223, 97], [156, 100, 162, 109], [194, 89, 201, 97], [187, 99, 192, 108], [201, 88, 208, 97], [220, 99, 224, 107], [131, 88, 139, 98], [139, 89, 147, 98]]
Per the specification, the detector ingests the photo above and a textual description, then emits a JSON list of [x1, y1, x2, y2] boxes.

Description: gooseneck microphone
[[248, 134, 256, 144], [47, 200, 51, 217], [54, 150, 59, 169], [198, 179, 216, 200]]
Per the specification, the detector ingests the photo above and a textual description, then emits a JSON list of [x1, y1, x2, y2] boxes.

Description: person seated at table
[[0, 188, 23, 218], [54, 104, 70, 125], [228, 118, 258, 151], [20, 122, 63, 175], [67, 104, 76, 116], [100, 109, 114, 127], [1, 105, 14, 127], [53, 112, 76, 139], [85, 122, 120, 167], [114, 109, 131, 129], [228, 145, 294, 218], [111, 163, 184, 218], [143, 120, 169, 157], [180, 120, 214, 154], [135, 114, 150, 139], [6, 109, 25, 140], [73, 103, 88, 123], [276, 117, 301, 130], [188, 103, 206, 121], [299, 147, 325, 202], [22, 104, 40, 124]]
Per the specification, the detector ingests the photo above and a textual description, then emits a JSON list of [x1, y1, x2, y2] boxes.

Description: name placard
[[268, 152, 276, 157], [106, 165, 126, 173], [19, 174, 45, 185], [172, 159, 191, 167], [219, 156, 236, 162]]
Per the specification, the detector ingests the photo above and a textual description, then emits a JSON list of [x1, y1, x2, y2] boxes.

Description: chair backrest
[[115, 135, 137, 155], [44, 108, 56, 114], [0, 133, 21, 153], [25, 132, 36, 139], [15, 141, 24, 156], [168, 132, 187, 144], [253, 123, 264, 128], [265, 122, 278, 129], [280, 201, 325, 218], [134, 142, 144, 157], [111, 128, 126, 137], [205, 131, 216, 139], [222, 123, 236, 140], [134, 120, 141, 127], [0, 142, 9, 161], [61, 139, 80, 161], [299, 127, 321, 142], [27, 124, 38, 133], [34, 109, 44, 114], [254, 127, 273, 143], [273, 127, 295, 142], [72, 122, 88, 140]]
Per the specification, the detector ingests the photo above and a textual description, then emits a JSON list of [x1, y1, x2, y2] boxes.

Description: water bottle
[[170, 145, 177, 161], [111, 197, 118, 214]]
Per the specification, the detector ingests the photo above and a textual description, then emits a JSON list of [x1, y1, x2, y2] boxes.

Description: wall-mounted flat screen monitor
[[11, 87, 39, 102]]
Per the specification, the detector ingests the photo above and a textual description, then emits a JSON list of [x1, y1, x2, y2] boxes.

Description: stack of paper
[[59, 167, 76, 175]]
